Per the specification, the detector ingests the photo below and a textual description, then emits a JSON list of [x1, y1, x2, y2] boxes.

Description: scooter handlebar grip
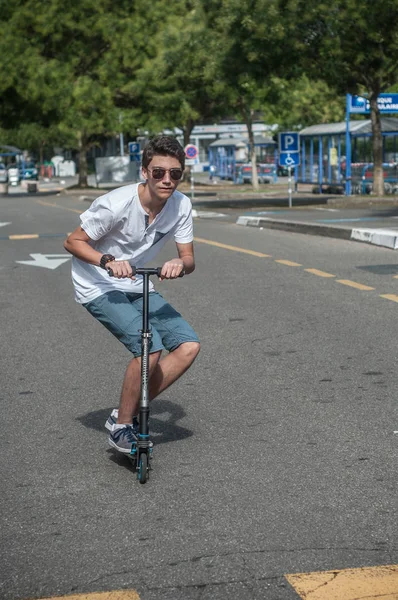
[[156, 267, 185, 278], [108, 265, 136, 277]]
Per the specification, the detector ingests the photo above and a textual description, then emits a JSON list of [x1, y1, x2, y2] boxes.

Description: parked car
[[0, 162, 8, 183], [237, 162, 277, 184], [7, 163, 20, 186], [22, 162, 39, 180], [277, 165, 289, 177]]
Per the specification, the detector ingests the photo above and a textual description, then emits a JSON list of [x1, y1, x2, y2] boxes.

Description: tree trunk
[[248, 125, 259, 191], [77, 131, 89, 188], [369, 91, 384, 196], [240, 105, 259, 191], [183, 119, 194, 147]]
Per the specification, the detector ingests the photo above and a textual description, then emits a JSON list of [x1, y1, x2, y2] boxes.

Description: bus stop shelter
[[0, 144, 23, 160], [208, 135, 277, 183], [298, 118, 398, 195]]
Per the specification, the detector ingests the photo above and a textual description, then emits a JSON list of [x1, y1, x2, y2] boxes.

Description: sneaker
[[105, 409, 140, 432], [105, 409, 119, 432], [108, 424, 138, 454], [106, 411, 153, 448]]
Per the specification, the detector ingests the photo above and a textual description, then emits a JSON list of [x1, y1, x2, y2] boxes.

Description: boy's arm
[[160, 242, 195, 279], [64, 226, 103, 266], [64, 226, 133, 278]]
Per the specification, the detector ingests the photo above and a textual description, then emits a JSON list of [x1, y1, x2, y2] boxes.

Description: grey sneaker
[[105, 410, 141, 434], [108, 424, 138, 454], [105, 409, 119, 432]]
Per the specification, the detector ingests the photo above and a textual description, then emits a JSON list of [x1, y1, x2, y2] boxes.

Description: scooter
[[108, 265, 183, 483]]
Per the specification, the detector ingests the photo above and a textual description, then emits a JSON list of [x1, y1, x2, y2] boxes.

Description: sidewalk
[[235, 206, 398, 250]]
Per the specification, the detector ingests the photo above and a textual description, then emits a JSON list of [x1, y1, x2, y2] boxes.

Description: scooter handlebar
[[107, 265, 184, 278]]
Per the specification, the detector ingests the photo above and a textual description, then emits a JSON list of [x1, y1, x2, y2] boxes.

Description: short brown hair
[[142, 135, 185, 169]]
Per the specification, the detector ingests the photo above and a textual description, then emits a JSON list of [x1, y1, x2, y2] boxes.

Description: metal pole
[[288, 167, 292, 207], [191, 171, 195, 200], [345, 94, 352, 195], [119, 132, 124, 157]]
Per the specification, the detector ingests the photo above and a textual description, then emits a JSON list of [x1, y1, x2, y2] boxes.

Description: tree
[[134, 5, 225, 146], [294, 0, 398, 195], [203, 0, 291, 190], [0, 0, 127, 186], [262, 75, 345, 130], [0, 0, 181, 186]]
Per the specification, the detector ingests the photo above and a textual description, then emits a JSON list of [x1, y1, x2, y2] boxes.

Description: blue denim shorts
[[83, 291, 199, 357]]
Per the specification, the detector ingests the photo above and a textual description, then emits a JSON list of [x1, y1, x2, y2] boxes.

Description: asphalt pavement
[[1, 191, 398, 600]]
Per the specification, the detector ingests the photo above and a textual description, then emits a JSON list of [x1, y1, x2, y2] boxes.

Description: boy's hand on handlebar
[[159, 259, 184, 280], [106, 260, 135, 279]]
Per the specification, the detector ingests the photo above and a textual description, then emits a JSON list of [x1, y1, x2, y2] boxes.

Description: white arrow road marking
[[16, 253, 72, 270], [0, 222, 11, 228]]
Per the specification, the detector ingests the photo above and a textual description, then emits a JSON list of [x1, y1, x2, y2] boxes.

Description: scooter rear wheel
[[138, 452, 148, 484]]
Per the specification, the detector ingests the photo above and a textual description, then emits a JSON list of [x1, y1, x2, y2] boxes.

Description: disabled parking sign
[[279, 152, 300, 167], [278, 132, 300, 167]]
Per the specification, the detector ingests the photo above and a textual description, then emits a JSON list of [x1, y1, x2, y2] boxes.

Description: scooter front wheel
[[137, 452, 148, 484]]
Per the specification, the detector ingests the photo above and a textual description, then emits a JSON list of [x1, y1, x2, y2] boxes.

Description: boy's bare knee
[[179, 341, 200, 362]]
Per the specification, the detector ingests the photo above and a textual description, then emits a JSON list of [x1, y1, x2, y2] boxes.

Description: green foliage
[[295, 0, 398, 94], [263, 76, 346, 130]]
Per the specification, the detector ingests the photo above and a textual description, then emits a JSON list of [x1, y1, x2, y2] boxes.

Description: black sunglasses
[[148, 167, 184, 181]]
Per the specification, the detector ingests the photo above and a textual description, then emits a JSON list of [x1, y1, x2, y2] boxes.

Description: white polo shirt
[[71, 183, 193, 303]]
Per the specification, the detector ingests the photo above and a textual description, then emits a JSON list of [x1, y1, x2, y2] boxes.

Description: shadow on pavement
[[77, 397, 193, 447], [356, 263, 398, 275]]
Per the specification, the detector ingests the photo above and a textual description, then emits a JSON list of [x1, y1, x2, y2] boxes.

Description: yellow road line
[[381, 293, 398, 303], [275, 259, 302, 267], [9, 234, 40, 240], [286, 564, 398, 600], [37, 200, 82, 214], [304, 268, 336, 278], [37, 591, 140, 600], [337, 279, 374, 291], [194, 237, 272, 257]]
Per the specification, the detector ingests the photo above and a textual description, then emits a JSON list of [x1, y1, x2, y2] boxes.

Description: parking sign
[[279, 132, 299, 153], [128, 142, 140, 154]]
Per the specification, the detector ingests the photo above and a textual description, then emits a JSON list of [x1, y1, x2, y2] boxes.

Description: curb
[[236, 215, 398, 250]]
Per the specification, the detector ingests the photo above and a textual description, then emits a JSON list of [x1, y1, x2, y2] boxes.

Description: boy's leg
[[83, 290, 166, 423], [118, 351, 162, 423], [144, 292, 201, 400], [148, 342, 200, 400]]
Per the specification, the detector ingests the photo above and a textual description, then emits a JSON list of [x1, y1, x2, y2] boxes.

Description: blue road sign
[[128, 142, 140, 154], [349, 93, 398, 114], [279, 132, 299, 153], [279, 152, 300, 167]]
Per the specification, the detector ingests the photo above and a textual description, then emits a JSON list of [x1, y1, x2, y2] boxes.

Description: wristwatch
[[100, 253, 116, 270]]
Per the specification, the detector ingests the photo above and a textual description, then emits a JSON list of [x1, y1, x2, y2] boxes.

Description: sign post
[[184, 144, 199, 200], [278, 132, 300, 207]]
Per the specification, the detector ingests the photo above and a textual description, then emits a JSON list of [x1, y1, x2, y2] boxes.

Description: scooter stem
[[140, 272, 151, 436]]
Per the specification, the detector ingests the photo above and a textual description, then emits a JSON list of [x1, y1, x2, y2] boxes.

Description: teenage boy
[[64, 136, 200, 453]]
